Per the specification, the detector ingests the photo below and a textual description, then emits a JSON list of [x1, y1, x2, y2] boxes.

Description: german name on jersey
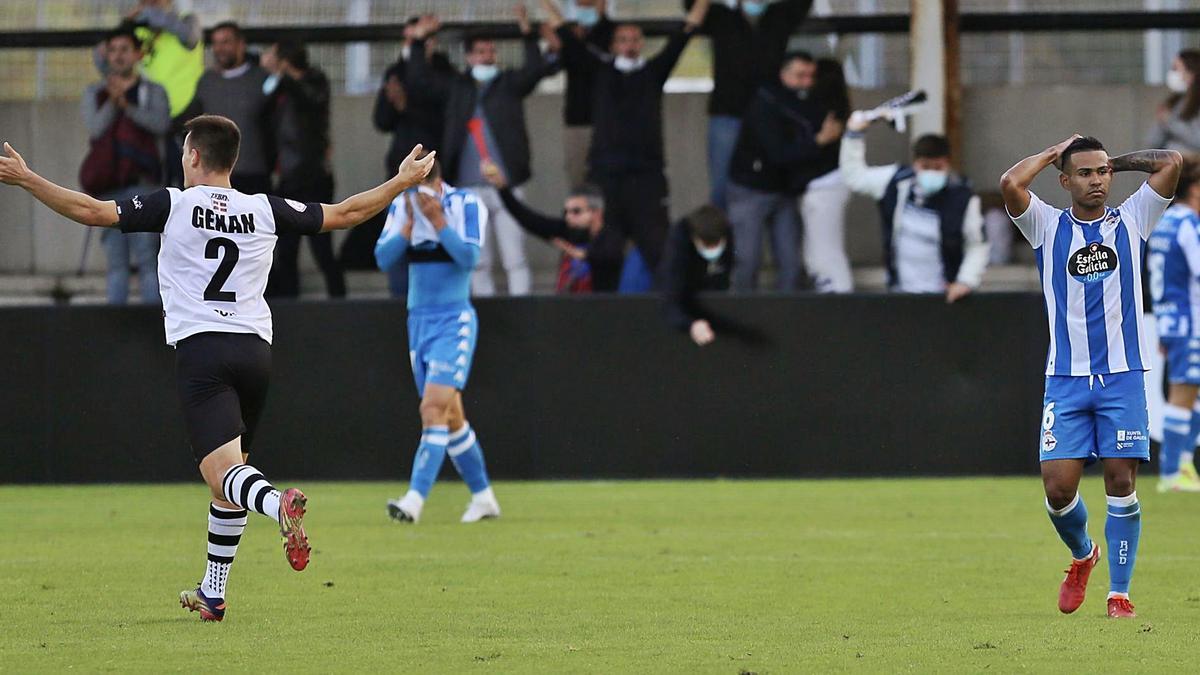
[[1010, 182, 1172, 376], [116, 186, 324, 345]]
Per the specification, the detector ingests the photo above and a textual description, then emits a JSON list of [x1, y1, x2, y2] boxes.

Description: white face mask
[[471, 64, 499, 82], [695, 240, 727, 262], [742, 0, 767, 17], [401, 44, 413, 61], [573, 6, 600, 27], [1168, 69, 1189, 94], [613, 56, 646, 73], [262, 73, 280, 95], [915, 169, 948, 195]]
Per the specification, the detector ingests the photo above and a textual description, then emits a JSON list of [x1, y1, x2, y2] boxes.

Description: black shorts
[[175, 332, 272, 462]]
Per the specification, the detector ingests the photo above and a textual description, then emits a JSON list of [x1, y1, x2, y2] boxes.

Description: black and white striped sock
[[201, 503, 247, 599], [220, 464, 282, 524]]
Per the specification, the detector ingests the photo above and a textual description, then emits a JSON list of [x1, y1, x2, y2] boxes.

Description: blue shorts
[[1161, 337, 1200, 385], [1039, 371, 1150, 464], [407, 303, 478, 397]]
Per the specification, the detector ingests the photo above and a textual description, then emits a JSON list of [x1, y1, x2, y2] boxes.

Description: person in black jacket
[[685, 0, 813, 211], [407, 10, 557, 297], [661, 205, 733, 347], [727, 51, 842, 291], [537, 0, 615, 186], [482, 161, 625, 293], [549, 0, 712, 278], [261, 39, 346, 299]]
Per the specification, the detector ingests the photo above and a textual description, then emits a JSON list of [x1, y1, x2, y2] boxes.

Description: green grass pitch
[[1, 478, 1197, 672]]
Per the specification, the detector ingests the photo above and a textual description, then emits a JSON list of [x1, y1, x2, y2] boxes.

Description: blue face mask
[[695, 240, 727, 262], [742, 1, 767, 17], [574, 6, 600, 27], [262, 74, 280, 95], [915, 169, 948, 194], [471, 64, 499, 82]]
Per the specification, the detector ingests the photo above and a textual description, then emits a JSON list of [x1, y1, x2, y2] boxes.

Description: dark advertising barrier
[[0, 294, 1049, 484]]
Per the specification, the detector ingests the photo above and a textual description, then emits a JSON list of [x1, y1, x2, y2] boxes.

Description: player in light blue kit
[[1001, 135, 1181, 618], [375, 157, 501, 523], [1148, 158, 1200, 493]]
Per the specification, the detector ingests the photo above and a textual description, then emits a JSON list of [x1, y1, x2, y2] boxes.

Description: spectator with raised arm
[[482, 159, 625, 293], [840, 110, 989, 302], [549, 0, 712, 278], [80, 23, 169, 305], [261, 40, 345, 299], [538, 0, 615, 186], [407, 8, 558, 297], [684, 0, 814, 211], [191, 22, 273, 195]]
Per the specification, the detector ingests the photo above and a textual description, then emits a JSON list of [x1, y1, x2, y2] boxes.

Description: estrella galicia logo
[[1068, 242, 1118, 284]]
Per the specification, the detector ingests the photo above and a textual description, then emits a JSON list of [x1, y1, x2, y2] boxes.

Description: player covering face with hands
[[0, 117, 437, 622], [1000, 133, 1182, 619]]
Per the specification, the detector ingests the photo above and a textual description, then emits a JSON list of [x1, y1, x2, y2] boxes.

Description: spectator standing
[[661, 205, 733, 347], [408, 9, 557, 297], [551, 0, 713, 277], [482, 161, 625, 292], [539, 0, 616, 186], [685, 0, 813, 211], [191, 22, 273, 195], [841, 111, 989, 302], [799, 57, 853, 293], [727, 52, 842, 291], [261, 40, 346, 299], [1148, 50, 1200, 154], [80, 24, 169, 305]]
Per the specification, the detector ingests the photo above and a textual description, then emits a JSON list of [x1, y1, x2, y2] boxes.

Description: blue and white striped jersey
[[1148, 204, 1200, 339], [1010, 182, 1172, 376]]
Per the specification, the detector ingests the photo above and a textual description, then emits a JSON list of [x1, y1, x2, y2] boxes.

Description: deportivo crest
[[1068, 242, 1117, 284], [1042, 430, 1058, 453]]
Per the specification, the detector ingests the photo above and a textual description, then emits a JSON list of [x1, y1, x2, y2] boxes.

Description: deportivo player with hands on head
[[1001, 134, 1182, 618], [0, 115, 437, 622]]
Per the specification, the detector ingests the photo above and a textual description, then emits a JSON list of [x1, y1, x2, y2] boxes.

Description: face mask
[[613, 56, 646, 73], [695, 240, 727, 262], [401, 44, 413, 61], [915, 169, 948, 194], [742, 1, 767, 17], [574, 6, 600, 27], [794, 86, 811, 100], [262, 74, 280, 95], [1168, 69, 1189, 94], [471, 64, 499, 82]]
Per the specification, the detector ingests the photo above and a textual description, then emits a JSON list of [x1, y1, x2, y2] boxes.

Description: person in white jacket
[[840, 109, 989, 302]]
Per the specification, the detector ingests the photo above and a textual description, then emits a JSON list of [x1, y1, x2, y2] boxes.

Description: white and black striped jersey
[[117, 186, 323, 346]]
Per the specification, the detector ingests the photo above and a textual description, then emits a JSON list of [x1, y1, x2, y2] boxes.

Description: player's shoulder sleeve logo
[[284, 199, 308, 213], [132, 195, 143, 210]]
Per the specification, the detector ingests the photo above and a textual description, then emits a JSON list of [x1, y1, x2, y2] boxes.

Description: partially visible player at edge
[[0, 115, 436, 622], [1148, 157, 1200, 493], [375, 155, 500, 523], [1000, 135, 1182, 619]]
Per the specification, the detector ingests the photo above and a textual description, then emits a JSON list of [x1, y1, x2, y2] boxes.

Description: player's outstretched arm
[[999, 134, 1081, 216], [320, 145, 436, 232], [1110, 148, 1184, 200], [0, 142, 118, 227]]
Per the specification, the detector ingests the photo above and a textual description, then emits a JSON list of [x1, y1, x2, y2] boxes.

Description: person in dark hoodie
[[661, 205, 734, 347], [685, 0, 814, 211], [406, 9, 558, 297], [726, 51, 843, 291]]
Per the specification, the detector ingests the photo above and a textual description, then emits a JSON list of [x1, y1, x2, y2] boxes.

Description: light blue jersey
[[1011, 183, 1171, 376], [375, 184, 488, 394], [1148, 204, 1200, 339]]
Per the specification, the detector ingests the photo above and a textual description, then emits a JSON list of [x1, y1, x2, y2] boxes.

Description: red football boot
[[1058, 542, 1100, 614], [1107, 596, 1137, 618], [278, 487, 310, 571]]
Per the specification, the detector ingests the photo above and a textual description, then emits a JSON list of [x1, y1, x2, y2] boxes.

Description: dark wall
[[0, 294, 1049, 484]]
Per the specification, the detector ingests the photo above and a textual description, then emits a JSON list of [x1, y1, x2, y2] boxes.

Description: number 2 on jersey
[[204, 237, 240, 302]]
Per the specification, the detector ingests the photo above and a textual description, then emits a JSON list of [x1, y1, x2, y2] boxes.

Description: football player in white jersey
[[0, 115, 436, 622], [1001, 134, 1181, 619]]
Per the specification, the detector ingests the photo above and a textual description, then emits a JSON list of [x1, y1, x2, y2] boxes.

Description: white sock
[[473, 486, 496, 502]]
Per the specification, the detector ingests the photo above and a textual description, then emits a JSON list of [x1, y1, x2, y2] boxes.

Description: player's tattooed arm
[[999, 134, 1081, 216], [0, 142, 118, 227], [1111, 148, 1183, 199]]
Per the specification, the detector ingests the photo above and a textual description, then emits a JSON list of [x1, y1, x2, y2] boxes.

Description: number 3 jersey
[[1009, 182, 1171, 377], [116, 186, 324, 346], [1148, 204, 1200, 339]]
